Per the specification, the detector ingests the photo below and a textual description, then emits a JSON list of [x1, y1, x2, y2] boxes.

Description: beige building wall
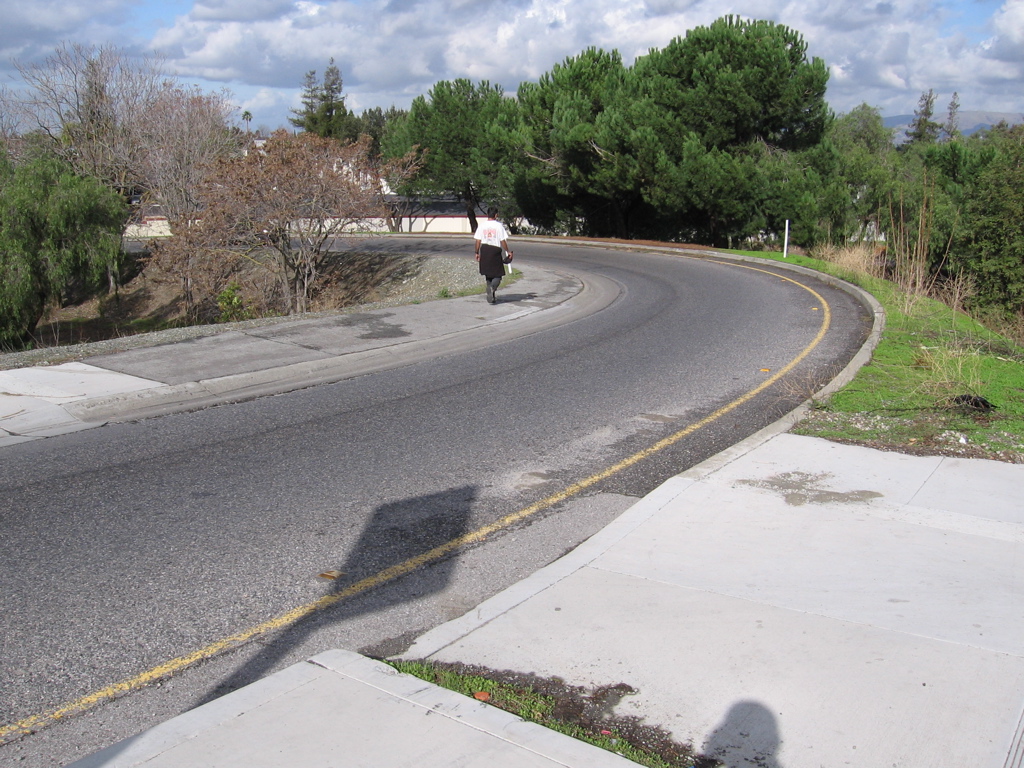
[[126, 216, 474, 239]]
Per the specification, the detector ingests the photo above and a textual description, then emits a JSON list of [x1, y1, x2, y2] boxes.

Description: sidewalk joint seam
[[906, 457, 947, 509], [1005, 700, 1024, 768], [311, 656, 590, 767]]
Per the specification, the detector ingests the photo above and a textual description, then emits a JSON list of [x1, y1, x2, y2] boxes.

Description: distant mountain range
[[883, 110, 1024, 139]]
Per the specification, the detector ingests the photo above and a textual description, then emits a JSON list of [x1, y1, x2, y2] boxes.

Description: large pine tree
[[906, 89, 942, 145], [289, 59, 361, 142]]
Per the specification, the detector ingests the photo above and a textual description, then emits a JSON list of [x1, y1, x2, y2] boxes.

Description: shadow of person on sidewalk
[[196, 484, 479, 706], [702, 700, 784, 768], [491, 290, 537, 304]]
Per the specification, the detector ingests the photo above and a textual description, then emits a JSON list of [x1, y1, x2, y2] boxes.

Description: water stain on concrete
[[738, 471, 883, 507], [335, 313, 412, 340], [515, 471, 557, 491]]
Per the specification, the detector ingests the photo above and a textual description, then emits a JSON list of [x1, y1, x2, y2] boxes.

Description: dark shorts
[[478, 243, 504, 279]]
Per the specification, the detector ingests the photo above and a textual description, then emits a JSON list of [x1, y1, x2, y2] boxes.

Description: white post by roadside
[[783, 219, 790, 258]]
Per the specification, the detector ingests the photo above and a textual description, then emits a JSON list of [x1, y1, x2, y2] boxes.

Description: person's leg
[[489, 276, 502, 302], [486, 278, 495, 303]]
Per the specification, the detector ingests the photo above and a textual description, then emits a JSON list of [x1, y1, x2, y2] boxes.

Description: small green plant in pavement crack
[[388, 659, 704, 767]]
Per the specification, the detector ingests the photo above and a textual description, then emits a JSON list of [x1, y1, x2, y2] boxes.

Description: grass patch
[[727, 248, 1024, 463], [388, 659, 704, 767]]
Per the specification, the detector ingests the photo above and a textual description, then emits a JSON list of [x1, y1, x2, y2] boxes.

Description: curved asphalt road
[[0, 238, 872, 766]]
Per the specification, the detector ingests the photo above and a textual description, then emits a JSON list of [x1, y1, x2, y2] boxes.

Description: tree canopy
[[952, 124, 1024, 313], [289, 59, 363, 143], [515, 48, 648, 238], [906, 89, 942, 145], [635, 16, 830, 152], [384, 79, 519, 232], [385, 17, 832, 243]]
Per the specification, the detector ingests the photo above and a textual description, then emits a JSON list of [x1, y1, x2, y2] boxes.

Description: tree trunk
[[612, 203, 630, 240], [275, 249, 294, 315]]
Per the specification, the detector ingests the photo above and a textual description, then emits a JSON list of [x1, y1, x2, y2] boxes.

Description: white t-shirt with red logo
[[474, 218, 509, 248]]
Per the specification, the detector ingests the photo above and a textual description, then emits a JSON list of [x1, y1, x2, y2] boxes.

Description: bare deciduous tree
[[0, 86, 24, 142], [136, 84, 240, 224], [155, 130, 417, 316], [13, 42, 166, 195], [148, 213, 240, 321]]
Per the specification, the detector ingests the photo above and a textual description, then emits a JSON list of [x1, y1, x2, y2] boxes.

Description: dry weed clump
[[910, 345, 983, 400], [812, 244, 1024, 345], [971, 306, 1024, 347], [933, 270, 976, 314], [811, 243, 888, 279]]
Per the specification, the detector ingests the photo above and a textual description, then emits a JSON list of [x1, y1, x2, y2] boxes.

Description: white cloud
[[0, 0, 136, 60], [191, 0, 298, 22], [771, 0, 1023, 114], [983, 0, 1024, 62], [1, 0, 1020, 130]]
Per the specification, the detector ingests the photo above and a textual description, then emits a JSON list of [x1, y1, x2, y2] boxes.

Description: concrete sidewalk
[[68, 648, 639, 768]]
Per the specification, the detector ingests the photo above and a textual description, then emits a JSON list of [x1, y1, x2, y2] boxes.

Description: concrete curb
[[402, 474, 696, 661], [68, 649, 638, 768]]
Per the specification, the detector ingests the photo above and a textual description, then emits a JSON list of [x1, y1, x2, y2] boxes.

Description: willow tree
[[0, 149, 124, 348]]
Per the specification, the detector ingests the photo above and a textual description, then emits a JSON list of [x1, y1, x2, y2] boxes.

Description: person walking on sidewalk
[[474, 207, 513, 304]]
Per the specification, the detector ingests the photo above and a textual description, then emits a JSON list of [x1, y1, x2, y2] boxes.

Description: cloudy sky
[[1, 0, 1022, 130]]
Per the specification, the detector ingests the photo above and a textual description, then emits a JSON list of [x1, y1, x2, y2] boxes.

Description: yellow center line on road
[[1, 266, 832, 745]]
